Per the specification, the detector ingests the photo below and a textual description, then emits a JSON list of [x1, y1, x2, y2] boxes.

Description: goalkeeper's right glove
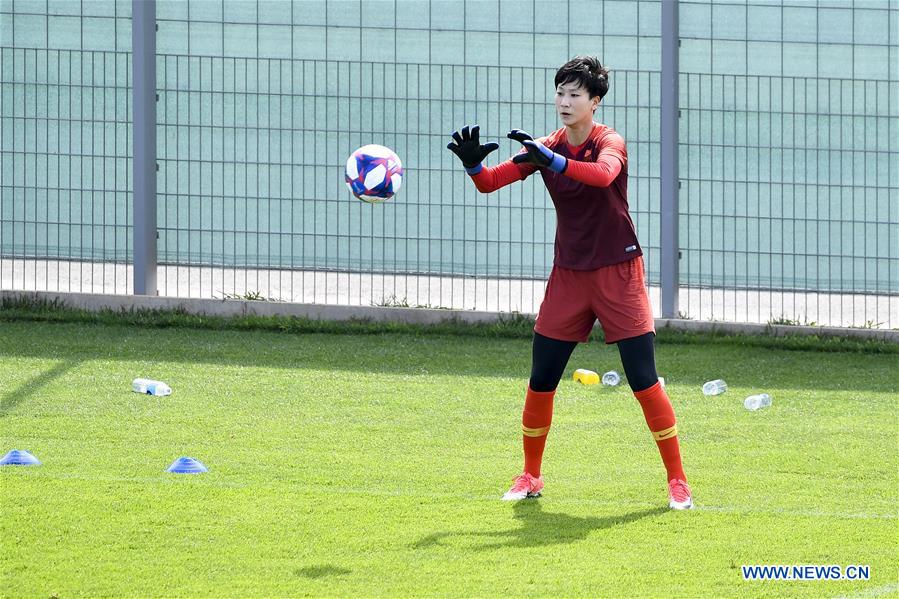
[[508, 129, 567, 173], [447, 125, 499, 175]]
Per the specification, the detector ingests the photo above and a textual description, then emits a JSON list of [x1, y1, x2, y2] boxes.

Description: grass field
[[1, 315, 897, 597]]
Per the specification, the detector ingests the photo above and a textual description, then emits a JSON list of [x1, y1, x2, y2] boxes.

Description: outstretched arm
[[469, 159, 533, 193], [447, 125, 534, 193], [563, 154, 622, 188], [508, 129, 624, 188]]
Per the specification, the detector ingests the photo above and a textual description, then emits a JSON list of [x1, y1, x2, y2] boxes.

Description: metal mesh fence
[[678, 73, 896, 325], [0, 46, 133, 294], [152, 56, 660, 312], [675, 0, 897, 327], [1, 0, 133, 294], [1, 0, 897, 329]]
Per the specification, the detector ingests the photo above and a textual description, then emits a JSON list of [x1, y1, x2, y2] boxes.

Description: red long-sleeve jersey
[[470, 122, 640, 270]]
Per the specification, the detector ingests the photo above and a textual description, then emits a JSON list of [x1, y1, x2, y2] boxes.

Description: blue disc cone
[[0, 449, 41, 466], [166, 457, 208, 474]]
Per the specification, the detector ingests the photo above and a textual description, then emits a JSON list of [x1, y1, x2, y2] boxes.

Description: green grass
[[1, 318, 897, 597]]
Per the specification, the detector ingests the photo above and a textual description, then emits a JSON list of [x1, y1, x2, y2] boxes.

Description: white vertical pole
[[660, 0, 680, 318], [132, 0, 157, 295]]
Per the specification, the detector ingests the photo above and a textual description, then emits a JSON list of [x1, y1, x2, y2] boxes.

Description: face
[[555, 80, 600, 127]]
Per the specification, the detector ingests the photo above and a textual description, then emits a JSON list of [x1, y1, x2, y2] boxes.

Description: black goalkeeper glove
[[508, 129, 568, 173], [447, 125, 499, 175]]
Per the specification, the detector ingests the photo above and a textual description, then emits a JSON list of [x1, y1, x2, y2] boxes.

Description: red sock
[[522, 386, 555, 477], [633, 381, 686, 482]]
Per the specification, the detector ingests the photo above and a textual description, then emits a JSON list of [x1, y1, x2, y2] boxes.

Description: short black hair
[[554, 56, 610, 100]]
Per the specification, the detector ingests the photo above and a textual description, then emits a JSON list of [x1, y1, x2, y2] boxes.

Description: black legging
[[529, 331, 659, 393]]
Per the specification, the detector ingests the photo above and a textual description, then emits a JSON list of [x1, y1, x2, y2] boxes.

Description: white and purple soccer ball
[[344, 144, 404, 203]]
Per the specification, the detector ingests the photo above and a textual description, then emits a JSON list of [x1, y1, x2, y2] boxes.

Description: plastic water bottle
[[132, 378, 172, 396], [702, 379, 727, 396], [744, 393, 772, 411], [602, 371, 621, 386]]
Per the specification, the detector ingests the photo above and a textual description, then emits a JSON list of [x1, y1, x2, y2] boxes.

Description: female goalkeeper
[[446, 56, 692, 510]]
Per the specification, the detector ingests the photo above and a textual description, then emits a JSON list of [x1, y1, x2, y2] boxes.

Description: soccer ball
[[344, 144, 404, 203]]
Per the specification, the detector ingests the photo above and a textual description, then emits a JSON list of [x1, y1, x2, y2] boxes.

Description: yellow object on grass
[[573, 368, 600, 385]]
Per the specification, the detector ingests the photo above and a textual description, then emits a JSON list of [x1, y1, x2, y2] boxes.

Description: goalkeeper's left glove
[[508, 129, 567, 174]]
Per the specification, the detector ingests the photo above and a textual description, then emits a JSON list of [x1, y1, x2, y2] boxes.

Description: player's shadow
[[413, 501, 666, 551], [0, 359, 79, 417], [295, 565, 351, 579]]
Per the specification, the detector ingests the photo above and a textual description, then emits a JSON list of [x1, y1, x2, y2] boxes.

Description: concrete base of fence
[[653, 317, 897, 341], [3, 259, 898, 328], [2, 289, 896, 343]]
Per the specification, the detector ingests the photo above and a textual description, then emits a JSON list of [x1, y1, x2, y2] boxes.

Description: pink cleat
[[501, 472, 544, 501], [668, 478, 693, 510]]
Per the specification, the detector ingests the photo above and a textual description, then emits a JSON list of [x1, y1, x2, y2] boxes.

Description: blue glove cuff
[[531, 140, 567, 174], [465, 163, 484, 175], [548, 152, 567, 174]]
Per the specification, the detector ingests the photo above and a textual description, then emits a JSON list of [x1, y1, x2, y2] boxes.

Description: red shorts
[[534, 257, 656, 344]]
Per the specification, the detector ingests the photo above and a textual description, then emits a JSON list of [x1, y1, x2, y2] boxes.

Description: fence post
[[132, 0, 157, 295], [660, 0, 679, 318]]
